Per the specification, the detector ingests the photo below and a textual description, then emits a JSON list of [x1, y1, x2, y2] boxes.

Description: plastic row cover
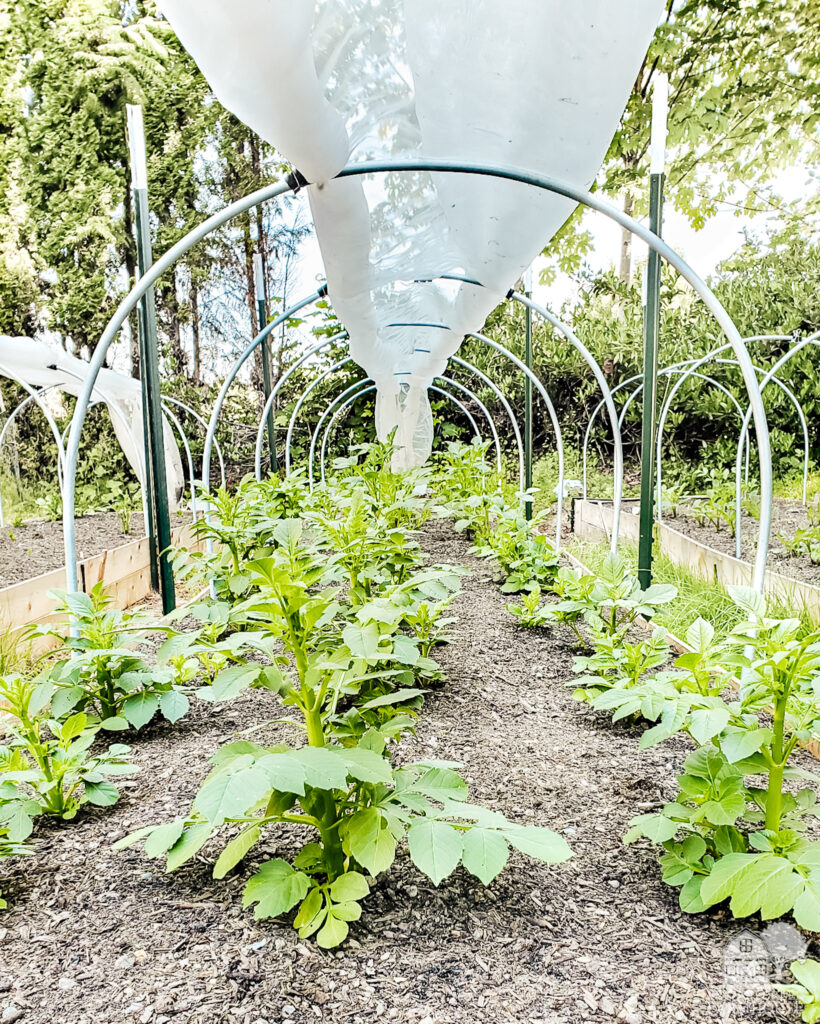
[[159, 0, 662, 467], [0, 337, 184, 508]]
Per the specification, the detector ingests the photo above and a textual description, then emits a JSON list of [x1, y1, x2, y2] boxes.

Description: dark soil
[[0, 512, 192, 589], [0, 522, 807, 1024], [669, 498, 820, 588]]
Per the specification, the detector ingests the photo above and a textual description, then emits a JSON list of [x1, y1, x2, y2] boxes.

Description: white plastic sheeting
[[159, 0, 661, 467], [0, 337, 184, 507]]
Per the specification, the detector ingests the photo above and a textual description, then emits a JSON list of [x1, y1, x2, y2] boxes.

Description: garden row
[[442, 441, 820, 1020], [0, 438, 570, 950]]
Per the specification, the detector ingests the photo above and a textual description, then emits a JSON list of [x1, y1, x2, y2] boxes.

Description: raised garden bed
[[574, 497, 820, 623]]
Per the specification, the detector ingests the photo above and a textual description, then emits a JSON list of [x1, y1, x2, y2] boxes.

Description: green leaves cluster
[[123, 444, 572, 947]]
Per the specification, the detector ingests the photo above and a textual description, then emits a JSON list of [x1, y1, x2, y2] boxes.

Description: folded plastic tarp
[[0, 337, 184, 508], [159, 0, 662, 467]]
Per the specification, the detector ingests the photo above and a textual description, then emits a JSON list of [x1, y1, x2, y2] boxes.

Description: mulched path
[[667, 498, 820, 588], [0, 520, 808, 1024]]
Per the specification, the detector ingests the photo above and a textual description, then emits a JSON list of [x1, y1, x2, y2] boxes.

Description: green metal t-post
[[637, 73, 668, 591], [524, 268, 533, 520], [127, 104, 175, 613], [254, 253, 278, 475]]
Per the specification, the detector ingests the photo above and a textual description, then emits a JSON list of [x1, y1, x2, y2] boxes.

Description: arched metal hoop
[[468, 332, 564, 548], [63, 158, 772, 594], [201, 290, 327, 493], [316, 380, 485, 485], [281, 361, 504, 482], [0, 380, 66, 528], [278, 345, 527, 493], [510, 292, 624, 551]]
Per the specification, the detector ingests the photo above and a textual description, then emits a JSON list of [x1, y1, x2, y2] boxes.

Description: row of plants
[[435, 439, 820, 1017], [0, 437, 572, 945], [121, 440, 573, 946]]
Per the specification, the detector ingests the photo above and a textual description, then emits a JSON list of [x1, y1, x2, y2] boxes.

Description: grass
[[774, 468, 820, 502], [567, 537, 818, 640]]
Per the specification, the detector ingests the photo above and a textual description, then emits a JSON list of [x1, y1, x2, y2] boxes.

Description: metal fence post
[[638, 74, 668, 590], [524, 265, 533, 519], [126, 104, 175, 613]]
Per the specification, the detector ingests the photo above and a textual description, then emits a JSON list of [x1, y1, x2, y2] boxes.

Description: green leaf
[[689, 707, 731, 745], [316, 910, 349, 948], [461, 827, 509, 885], [729, 854, 803, 919], [503, 825, 573, 864], [166, 823, 214, 871], [60, 712, 87, 743], [790, 960, 820, 1001], [623, 812, 679, 845], [720, 727, 770, 764], [122, 692, 159, 730], [329, 871, 369, 903], [342, 623, 383, 661], [100, 716, 129, 731], [50, 685, 84, 719], [83, 780, 119, 806], [407, 819, 463, 885], [343, 748, 392, 785], [793, 873, 820, 932], [156, 633, 197, 663], [292, 747, 349, 790], [254, 752, 307, 795], [679, 873, 708, 913], [293, 886, 326, 937], [194, 766, 271, 825], [242, 858, 311, 919], [728, 585, 766, 619], [341, 807, 397, 876], [2, 802, 33, 843], [198, 665, 259, 703], [358, 688, 424, 711], [144, 819, 185, 859], [212, 826, 262, 879], [330, 900, 363, 922], [159, 690, 189, 724], [685, 617, 715, 653], [411, 767, 468, 802], [700, 853, 760, 908], [640, 584, 677, 606]]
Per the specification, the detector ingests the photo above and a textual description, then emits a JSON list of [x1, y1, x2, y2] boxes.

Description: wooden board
[[0, 522, 207, 644], [574, 498, 820, 625]]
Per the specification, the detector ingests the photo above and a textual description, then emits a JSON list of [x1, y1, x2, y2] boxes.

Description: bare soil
[[670, 498, 820, 588], [0, 521, 807, 1024], [0, 513, 194, 589]]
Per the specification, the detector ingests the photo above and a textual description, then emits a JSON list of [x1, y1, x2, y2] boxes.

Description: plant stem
[[765, 690, 787, 832]]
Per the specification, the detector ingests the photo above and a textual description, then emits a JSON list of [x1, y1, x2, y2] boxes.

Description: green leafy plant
[[0, 672, 136, 819], [625, 587, 820, 930], [119, 500, 571, 948], [775, 959, 820, 1023], [30, 584, 188, 730]]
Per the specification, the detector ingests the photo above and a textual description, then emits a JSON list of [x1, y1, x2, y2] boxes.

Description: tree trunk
[[241, 214, 264, 391], [619, 191, 634, 285], [160, 271, 187, 375], [191, 281, 201, 383]]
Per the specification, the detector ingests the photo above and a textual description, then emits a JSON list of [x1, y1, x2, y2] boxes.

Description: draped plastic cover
[[0, 337, 184, 508], [160, 0, 661, 468]]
